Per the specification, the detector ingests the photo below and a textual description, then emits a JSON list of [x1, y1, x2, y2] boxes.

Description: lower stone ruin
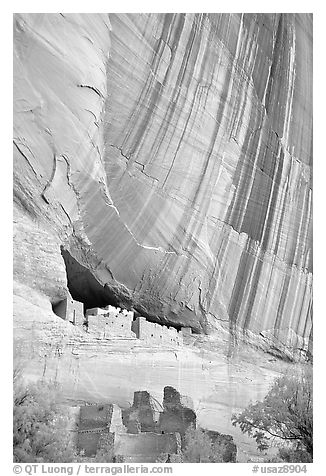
[[74, 386, 237, 463], [53, 298, 190, 347]]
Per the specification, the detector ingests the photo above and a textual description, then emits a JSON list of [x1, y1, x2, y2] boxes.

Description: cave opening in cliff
[[59, 247, 120, 311], [56, 248, 196, 334]]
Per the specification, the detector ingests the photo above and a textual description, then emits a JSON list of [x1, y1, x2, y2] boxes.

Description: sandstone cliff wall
[[13, 13, 312, 356]]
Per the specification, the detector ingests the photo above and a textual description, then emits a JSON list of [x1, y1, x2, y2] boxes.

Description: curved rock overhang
[[13, 13, 313, 356]]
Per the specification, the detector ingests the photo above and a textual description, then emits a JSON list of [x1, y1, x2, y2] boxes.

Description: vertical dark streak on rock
[[148, 14, 187, 163], [264, 14, 283, 114], [228, 248, 253, 328], [242, 257, 264, 331], [162, 15, 213, 189], [120, 13, 176, 160], [273, 274, 291, 337]]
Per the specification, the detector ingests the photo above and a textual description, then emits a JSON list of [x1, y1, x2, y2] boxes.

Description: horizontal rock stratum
[[13, 13, 312, 357]]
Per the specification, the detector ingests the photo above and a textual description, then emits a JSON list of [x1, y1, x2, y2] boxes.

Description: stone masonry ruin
[[114, 432, 182, 463], [132, 316, 183, 346], [121, 387, 197, 440], [53, 294, 186, 347], [53, 296, 84, 325], [75, 386, 237, 462], [86, 306, 135, 339], [77, 403, 113, 458]]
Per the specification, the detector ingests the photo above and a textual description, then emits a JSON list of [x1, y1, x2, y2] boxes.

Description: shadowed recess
[[60, 248, 120, 309]]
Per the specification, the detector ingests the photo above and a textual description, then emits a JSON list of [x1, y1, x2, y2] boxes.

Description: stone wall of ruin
[[77, 404, 113, 457], [132, 317, 183, 347], [85, 306, 183, 345], [66, 298, 84, 325], [79, 403, 113, 430], [114, 432, 181, 459], [53, 297, 84, 325], [87, 308, 135, 339]]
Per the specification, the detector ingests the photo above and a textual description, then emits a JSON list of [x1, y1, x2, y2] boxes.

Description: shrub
[[13, 378, 76, 463], [231, 365, 312, 462], [181, 425, 225, 463]]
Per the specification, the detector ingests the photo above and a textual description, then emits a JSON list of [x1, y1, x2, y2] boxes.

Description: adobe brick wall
[[159, 386, 196, 437], [86, 306, 135, 338], [97, 431, 115, 455], [131, 317, 183, 347], [53, 297, 84, 325], [87, 313, 107, 338], [85, 307, 183, 345], [79, 403, 113, 431], [114, 432, 181, 458], [163, 386, 181, 408], [77, 431, 102, 457], [159, 407, 196, 437], [67, 298, 84, 325], [85, 307, 108, 317], [105, 305, 120, 313], [105, 313, 135, 338], [77, 404, 114, 457], [122, 391, 156, 433], [131, 316, 143, 338]]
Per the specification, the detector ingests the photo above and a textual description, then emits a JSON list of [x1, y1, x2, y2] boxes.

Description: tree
[[13, 378, 76, 463], [231, 366, 312, 462], [182, 425, 225, 463]]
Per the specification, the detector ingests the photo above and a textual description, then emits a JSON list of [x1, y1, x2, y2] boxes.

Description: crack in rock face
[[13, 13, 312, 358]]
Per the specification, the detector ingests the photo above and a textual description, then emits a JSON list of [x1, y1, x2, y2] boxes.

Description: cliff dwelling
[[52, 284, 186, 347], [132, 317, 183, 346]]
